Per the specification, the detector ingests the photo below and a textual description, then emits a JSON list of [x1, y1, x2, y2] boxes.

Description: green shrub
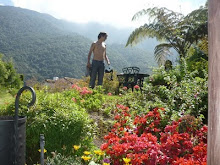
[[2, 89, 95, 164], [186, 46, 208, 78], [117, 62, 207, 124], [102, 71, 119, 94], [142, 63, 208, 122], [67, 85, 105, 113], [0, 54, 22, 88], [77, 71, 119, 95]]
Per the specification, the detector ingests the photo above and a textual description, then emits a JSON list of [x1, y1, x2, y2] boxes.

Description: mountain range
[[0, 6, 157, 80]]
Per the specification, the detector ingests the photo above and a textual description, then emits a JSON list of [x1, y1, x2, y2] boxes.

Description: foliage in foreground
[[0, 54, 208, 164], [1, 86, 102, 164], [100, 105, 207, 165], [119, 60, 208, 124], [147, 64, 207, 118], [45, 103, 207, 165]]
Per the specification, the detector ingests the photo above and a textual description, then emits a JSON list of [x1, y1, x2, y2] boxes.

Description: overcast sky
[[0, 0, 206, 29]]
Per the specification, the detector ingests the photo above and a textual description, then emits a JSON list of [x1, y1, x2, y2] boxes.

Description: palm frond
[[185, 7, 207, 21], [127, 7, 184, 47], [154, 43, 173, 65], [127, 5, 207, 60], [126, 24, 164, 46], [132, 7, 183, 24]]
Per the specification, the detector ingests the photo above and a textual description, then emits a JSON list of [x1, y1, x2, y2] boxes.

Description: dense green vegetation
[[0, 2, 208, 165], [0, 53, 22, 109], [0, 57, 208, 164], [0, 6, 156, 81], [0, 53, 22, 89], [0, 88, 14, 106]]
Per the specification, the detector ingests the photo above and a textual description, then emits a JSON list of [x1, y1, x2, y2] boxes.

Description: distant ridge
[[0, 6, 156, 80]]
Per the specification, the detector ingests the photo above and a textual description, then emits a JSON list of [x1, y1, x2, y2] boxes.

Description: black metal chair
[[122, 67, 140, 74], [117, 67, 149, 92], [121, 67, 140, 91]]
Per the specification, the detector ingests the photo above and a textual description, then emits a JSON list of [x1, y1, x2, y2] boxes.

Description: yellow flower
[[81, 155, 91, 161], [123, 157, 131, 164], [94, 150, 104, 155], [94, 150, 100, 154], [103, 163, 110, 165], [73, 145, 80, 150], [83, 151, 91, 155], [98, 151, 104, 156], [38, 149, 47, 153]]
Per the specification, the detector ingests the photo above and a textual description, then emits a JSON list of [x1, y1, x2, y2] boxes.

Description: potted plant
[[0, 86, 36, 165]]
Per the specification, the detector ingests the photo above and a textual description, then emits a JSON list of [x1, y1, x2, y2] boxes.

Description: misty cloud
[[11, 0, 206, 28]]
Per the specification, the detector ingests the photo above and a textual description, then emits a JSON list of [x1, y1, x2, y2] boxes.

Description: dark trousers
[[89, 60, 105, 88]]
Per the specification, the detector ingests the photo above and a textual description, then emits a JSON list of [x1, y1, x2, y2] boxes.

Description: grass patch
[[0, 88, 14, 108]]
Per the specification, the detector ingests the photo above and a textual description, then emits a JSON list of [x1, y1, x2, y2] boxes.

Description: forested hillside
[[0, 6, 156, 80]]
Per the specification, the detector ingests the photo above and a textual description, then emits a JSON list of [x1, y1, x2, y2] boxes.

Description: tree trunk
[[208, 0, 220, 164]]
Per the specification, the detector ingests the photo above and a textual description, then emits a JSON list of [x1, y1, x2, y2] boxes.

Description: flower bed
[[101, 105, 207, 165]]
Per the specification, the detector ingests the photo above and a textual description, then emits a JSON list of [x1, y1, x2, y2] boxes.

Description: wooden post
[[208, 0, 220, 164]]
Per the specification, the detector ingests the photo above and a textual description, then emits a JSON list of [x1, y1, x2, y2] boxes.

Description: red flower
[[134, 85, 140, 89], [80, 88, 93, 95], [114, 115, 120, 120], [71, 97, 77, 102], [71, 84, 81, 91], [101, 143, 109, 150], [100, 105, 207, 165]]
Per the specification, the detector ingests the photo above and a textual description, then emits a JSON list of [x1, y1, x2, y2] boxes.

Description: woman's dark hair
[[98, 32, 107, 39]]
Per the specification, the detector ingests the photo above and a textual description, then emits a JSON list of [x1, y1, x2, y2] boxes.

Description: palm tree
[[126, 5, 207, 65]]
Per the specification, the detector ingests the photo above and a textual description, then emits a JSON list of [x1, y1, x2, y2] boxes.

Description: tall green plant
[[0, 53, 22, 89], [126, 4, 207, 65]]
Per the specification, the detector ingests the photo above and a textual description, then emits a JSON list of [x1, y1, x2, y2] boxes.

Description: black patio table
[[117, 67, 149, 91]]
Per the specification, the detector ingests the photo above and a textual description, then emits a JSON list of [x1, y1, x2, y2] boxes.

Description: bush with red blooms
[[72, 84, 93, 95], [101, 105, 207, 165]]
